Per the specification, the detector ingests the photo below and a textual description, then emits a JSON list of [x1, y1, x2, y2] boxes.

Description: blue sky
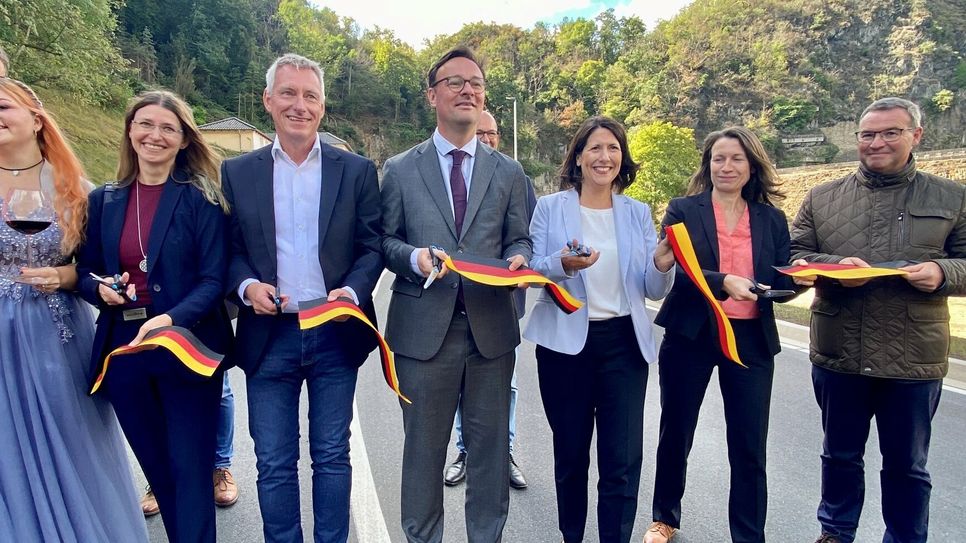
[[317, 0, 694, 49]]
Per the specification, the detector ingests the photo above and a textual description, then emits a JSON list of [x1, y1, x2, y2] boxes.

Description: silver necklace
[[135, 181, 148, 272]]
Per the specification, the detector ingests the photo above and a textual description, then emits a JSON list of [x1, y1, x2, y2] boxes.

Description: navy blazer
[[655, 190, 796, 356], [222, 143, 383, 373], [76, 172, 234, 382]]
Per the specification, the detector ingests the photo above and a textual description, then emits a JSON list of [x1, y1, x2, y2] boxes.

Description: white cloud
[[318, 0, 592, 49], [315, 1, 693, 49], [611, 0, 692, 31]]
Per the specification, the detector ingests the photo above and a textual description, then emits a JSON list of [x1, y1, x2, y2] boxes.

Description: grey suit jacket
[[381, 137, 533, 361]]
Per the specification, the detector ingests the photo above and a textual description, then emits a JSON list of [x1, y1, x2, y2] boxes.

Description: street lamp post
[[505, 96, 518, 161]]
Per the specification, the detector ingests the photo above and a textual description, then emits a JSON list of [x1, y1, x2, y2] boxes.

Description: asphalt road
[[135, 273, 966, 542]]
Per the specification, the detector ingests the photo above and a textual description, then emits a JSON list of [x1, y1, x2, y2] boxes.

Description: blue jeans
[[247, 318, 358, 543], [214, 372, 234, 469], [812, 365, 942, 543], [455, 349, 519, 454]]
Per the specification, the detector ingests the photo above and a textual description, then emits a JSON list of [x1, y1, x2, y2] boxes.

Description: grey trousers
[[396, 312, 515, 543]]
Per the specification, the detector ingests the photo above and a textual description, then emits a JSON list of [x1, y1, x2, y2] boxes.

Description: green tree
[[0, 0, 132, 104], [930, 89, 954, 112], [624, 121, 699, 215]]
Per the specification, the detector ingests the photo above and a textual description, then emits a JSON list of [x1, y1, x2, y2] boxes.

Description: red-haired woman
[[0, 79, 148, 541]]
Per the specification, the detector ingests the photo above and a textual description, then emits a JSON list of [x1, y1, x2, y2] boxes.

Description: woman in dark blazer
[[644, 127, 796, 543], [76, 90, 232, 543]]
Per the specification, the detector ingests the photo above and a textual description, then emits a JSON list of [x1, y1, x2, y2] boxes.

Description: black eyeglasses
[[476, 130, 499, 138], [854, 128, 914, 143], [431, 75, 485, 94]]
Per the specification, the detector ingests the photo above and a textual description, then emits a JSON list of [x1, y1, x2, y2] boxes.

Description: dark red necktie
[[448, 149, 468, 236]]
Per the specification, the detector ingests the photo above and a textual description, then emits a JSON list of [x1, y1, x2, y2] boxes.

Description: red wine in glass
[[2, 188, 57, 278], [6, 219, 51, 235]]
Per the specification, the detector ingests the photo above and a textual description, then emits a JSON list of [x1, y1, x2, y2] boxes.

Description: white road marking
[[349, 271, 392, 542]]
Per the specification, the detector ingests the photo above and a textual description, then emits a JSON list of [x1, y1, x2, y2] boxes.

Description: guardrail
[[777, 148, 966, 174]]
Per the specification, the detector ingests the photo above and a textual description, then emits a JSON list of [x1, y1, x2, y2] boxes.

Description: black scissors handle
[[749, 279, 795, 298]]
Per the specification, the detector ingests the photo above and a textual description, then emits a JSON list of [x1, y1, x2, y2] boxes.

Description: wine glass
[[2, 187, 56, 281]]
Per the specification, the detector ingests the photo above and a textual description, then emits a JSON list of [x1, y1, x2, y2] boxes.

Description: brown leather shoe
[[643, 521, 677, 543], [141, 486, 160, 517], [213, 468, 239, 507]]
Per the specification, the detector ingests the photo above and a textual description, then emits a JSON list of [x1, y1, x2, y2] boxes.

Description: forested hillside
[[3, 0, 964, 194]]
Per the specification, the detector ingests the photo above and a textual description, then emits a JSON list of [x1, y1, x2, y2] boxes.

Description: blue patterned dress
[[0, 201, 148, 542]]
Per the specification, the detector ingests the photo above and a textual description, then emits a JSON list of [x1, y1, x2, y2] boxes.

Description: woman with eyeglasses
[[76, 90, 233, 543], [644, 127, 798, 543], [0, 78, 148, 542]]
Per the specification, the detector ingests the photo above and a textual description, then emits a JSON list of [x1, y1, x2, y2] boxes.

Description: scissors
[[423, 244, 444, 289], [749, 279, 795, 299], [566, 240, 593, 257], [88, 272, 138, 302], [273, 285, 283, 315]]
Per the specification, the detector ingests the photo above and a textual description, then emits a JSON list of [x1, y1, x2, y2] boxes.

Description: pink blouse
[[712, 201, 759, 319]]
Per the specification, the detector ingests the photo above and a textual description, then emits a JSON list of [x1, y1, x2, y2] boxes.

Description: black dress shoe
[[509, 455, 527, 489], [443, 452, 467, 486]]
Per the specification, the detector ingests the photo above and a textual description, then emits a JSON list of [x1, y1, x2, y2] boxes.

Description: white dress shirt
[[409, 129, 479, 274], [238, 136, 356, 310]]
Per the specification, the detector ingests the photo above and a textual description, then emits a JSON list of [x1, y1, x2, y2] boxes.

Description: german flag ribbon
[[664, 223, 744, 367], [775, 262, 908, 280], [91, 326, 223, 394], [298, 298, 411, 404], [442, 254, 583, 314]]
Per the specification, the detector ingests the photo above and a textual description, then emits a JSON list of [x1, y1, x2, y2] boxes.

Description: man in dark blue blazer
[[221, 54, 383, 543]]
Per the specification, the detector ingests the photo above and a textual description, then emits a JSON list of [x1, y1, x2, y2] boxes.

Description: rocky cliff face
[[644, 0, 964, 165]]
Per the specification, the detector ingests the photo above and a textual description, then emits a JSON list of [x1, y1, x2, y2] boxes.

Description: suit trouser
[[102, 317, 221, 543], [811, 364, 942, 543], [652, 320, 774, 543], [247, 317, 359, 543], [396, 311, 514, 543], [454, 363, 518, 453], [536, 315, 647, 543]]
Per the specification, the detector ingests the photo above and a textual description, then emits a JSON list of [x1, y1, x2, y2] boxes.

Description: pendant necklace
[[0, 157, 44, 177], [135, 180, 148, 272]]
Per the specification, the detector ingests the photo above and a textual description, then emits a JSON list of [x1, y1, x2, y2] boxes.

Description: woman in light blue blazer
[[524, 116, 676, 543]]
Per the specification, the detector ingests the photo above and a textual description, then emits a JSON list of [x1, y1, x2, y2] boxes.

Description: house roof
[[198, 117, 271, 140]]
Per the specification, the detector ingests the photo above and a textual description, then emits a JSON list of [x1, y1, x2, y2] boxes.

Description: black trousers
[[536, 316, 647, 543], [652, 319, 774, 543], [812, 365, 942, 543], [101, 317, 222, 543]]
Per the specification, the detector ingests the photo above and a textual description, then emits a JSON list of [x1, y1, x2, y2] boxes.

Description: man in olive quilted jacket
[[790, 97, 966, 543]]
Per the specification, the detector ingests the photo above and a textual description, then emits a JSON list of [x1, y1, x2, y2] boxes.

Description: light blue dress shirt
[[238, 136, 356, 310]]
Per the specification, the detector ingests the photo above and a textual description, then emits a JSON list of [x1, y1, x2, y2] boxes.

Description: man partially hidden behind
[[790, 97, 966, 543], [443, 110, 535, 491], [221, 53, 382, 543], [381, 47, 533, 543]]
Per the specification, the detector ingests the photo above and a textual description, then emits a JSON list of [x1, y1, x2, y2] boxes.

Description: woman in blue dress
[[0, 79, 148, 541]]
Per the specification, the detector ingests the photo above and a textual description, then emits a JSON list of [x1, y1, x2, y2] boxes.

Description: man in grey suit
[[381, 47, 533, 543]]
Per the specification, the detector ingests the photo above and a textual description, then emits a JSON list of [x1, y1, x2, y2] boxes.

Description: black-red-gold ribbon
[[91, 326, 223, 394], [298, 298, 411, 404], [776, 263, 907, 280], [443, 254, 583, 314], [665, 223, 744, 366]]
